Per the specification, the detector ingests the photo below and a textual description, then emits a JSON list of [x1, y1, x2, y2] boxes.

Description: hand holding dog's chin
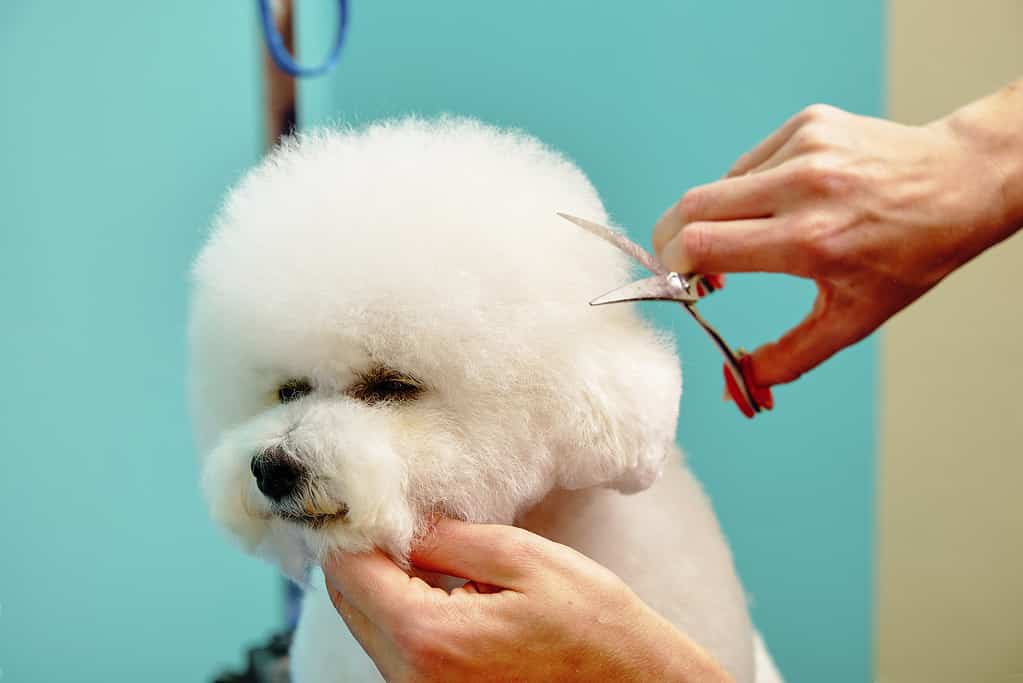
[[323, 519, 732, 683]]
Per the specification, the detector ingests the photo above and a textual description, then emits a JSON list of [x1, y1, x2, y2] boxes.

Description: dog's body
[[190, 118, 777, 682]]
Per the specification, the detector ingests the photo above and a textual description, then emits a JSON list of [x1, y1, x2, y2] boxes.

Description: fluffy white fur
[[189, 117, 780, 682]]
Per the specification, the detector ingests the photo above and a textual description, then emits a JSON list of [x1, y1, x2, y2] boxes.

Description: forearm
[[937, 77, 1023, 247]]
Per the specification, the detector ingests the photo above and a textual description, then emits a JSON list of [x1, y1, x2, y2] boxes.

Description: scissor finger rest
[[558, 212, 775, 419], [723, 352, 774, 418]]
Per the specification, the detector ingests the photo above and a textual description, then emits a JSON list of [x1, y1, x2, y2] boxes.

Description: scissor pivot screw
[[666, 272, 691, 295]]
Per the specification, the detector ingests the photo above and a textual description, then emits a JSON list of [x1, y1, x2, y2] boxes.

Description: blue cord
[[258, 0, 349, 78]]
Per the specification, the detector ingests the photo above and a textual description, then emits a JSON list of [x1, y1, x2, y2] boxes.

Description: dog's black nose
[[251, 446, 305, 501]]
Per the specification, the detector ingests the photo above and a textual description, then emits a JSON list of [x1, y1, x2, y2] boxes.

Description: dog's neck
[[514, 453, 685, 568], [515, 483, 614, 549]]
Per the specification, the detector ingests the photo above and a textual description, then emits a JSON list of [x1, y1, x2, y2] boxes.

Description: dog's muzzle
[[250, 445, 349, 527]]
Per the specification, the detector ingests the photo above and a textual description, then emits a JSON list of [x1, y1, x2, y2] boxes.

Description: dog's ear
[[552, 323, 682, 493]]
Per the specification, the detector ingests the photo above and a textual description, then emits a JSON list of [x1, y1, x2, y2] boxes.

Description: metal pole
[[263, 0, 298, 147]]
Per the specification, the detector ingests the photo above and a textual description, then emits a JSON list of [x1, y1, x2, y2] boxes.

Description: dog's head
[[189, 118, 681, 574]]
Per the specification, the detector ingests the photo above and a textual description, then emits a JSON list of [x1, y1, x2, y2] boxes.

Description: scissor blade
[[556, 212, 665, 276], [590, 273, 699, 306]]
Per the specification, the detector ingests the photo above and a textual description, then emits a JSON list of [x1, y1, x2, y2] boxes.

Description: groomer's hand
[[323, 520, 731, 683], [654, 80, 1023, 386]]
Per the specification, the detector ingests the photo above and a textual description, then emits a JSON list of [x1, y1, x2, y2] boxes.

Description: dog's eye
[[349, 371, 423, 404], [277, 379, 313, 404], [368, 379, 421, 401]]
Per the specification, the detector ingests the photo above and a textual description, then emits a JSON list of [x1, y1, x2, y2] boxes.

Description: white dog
[[189, 117, 781, 683]]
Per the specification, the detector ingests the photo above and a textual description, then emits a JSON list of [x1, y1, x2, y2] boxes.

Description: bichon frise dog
[[189, 117, 780, 683]]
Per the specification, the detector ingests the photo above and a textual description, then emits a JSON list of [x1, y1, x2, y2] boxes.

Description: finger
[[323, 550, 421, 626], [411, 519, 552, 591], [652, 170, 787, 255], [748, 284, 867, 386], [744, 131, 808, 176], [726, 110, 808, 177], [326, 584, 396, 677], [659, 217, 808, 275], [651, 202, 684, 256]]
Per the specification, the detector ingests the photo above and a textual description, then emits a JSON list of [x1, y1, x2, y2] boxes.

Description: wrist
[[936, 79, 1023, 245]]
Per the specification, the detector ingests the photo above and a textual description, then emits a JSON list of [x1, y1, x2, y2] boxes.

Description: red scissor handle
[[723, 351, 774, 418], [694, 273, 727, 298]]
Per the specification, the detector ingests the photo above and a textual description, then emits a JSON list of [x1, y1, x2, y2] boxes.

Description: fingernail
[[652, 203, 684, 257], [660, 231, 693, 274]]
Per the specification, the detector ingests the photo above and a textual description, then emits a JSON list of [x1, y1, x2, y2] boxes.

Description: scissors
[[557, 213, 774, 418]]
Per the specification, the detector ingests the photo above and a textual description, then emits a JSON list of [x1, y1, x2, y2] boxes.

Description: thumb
[[749, 283, 863, 386], [411, 520, 550, 591]]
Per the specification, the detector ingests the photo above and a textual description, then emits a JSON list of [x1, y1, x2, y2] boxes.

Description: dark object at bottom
[[212, 629, 293, 683]]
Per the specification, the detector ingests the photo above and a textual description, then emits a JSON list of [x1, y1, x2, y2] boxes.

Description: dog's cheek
[[300, 409, 419, 560], [391, 412, 466, 498]]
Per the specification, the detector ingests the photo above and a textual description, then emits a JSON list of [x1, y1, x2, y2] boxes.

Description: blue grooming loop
[[258, 0, 349, 78]]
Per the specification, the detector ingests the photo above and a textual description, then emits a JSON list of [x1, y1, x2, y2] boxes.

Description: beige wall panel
[[881, 2, 1023, 682]]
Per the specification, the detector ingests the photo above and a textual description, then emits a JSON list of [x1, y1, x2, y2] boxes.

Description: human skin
[[653, 78, 1023, 387], [324, 520, 733, 683]]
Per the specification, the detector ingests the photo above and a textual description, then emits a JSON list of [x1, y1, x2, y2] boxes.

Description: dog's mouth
[[275, 504, 350, 529]]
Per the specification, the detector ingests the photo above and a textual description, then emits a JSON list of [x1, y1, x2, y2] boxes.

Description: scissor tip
[[555, 212, 608, 236], [555, 211, 581, 224]]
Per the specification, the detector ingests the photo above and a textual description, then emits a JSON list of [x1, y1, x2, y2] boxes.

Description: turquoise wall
[[299, 3, 880, 682], [1, 2, 879, 682], [1, 4, 278, 682]]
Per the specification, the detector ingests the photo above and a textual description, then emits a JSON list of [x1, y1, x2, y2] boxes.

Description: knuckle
[[793, 123, 828, 152], [798, 156, 829, 183], [824, 167, 856, 197], [681, 222, 710, 267], [794, 214, 840, 265], [800, 103, 837, 122], [794, 213, 826, 240], [797, 157, 848, 196]]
